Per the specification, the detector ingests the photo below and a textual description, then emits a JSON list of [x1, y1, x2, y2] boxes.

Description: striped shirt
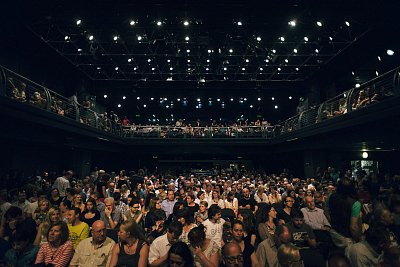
[[35, 241, 74, 267]]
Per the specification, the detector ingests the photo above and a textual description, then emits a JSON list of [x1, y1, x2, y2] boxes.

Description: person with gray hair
[[100, 197, 122, 230]]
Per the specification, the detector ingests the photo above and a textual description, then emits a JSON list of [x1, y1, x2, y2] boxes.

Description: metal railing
[[0, 65, 399, 139]]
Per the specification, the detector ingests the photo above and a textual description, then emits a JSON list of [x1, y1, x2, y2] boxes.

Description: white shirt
[[53, 176, 70, 197], [203, 218, 225, 247], [149, 233, 171, 265], [301, 207, 331, 230]]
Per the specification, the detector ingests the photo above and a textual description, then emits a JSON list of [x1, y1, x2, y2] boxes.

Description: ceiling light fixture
[[229, 49, 233, 53], [316, 21, 323, 27], [293, 48, 298, 53], [185, 36, 190, 41], [256, 36, 262, 41], [377, 56, 381, 61], [355, 83, 361, 88], [304, 36, 309, 42], [274, 105, 278, 109], [279, 36, 285, 42], [88, 35, 94, 41], [288, 20, 296, 27], [156, 21, 162, 26], [183, 20, 189, 26], [76, 19, 81, 25], [115, 67, 119, 71], [376, 71, 379, 76], [117, 104, 121, 108], [123, 96, 126, 100], [387, 49, 395, 56], [103, 94, 107, 98], [237, 21, 243, 26], [137, 36, 142, 41], [345, 21, 350, 27], [289, 96, 292, 100], [130, 20, 136, 26], [113, 36, 118, 41], [127, 58, 132, 62]]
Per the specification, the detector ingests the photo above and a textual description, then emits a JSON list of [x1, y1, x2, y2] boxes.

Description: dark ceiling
[[1, 0, 399, 123]]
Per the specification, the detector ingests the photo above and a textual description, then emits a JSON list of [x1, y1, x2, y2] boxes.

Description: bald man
[[70, 220, 115, 267], [221, 242, 244, 267], [301, 196, 331, 230]]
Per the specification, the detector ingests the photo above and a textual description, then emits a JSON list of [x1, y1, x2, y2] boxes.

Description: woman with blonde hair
[[72, 193, 85, 213], [33, 198, 50, 226], [34, 207, 62, 245]]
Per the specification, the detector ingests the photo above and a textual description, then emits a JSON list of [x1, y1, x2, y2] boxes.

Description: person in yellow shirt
[[67, 207, 89, 249]]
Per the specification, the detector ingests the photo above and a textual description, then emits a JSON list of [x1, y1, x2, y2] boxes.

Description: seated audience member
[[238, 187, 258, 213], [176, 208, 197, 245], [49, 188, 62, 208], [108, 220, 149, 267], [277, 243, 303, 267], [66, 207, 90, 250], [237, 211, 256, 246], [4, 228, 39, 267], [33, 199, 50, 227], [281, 209, 317, 248], [231, 220, 259, 267], [123, 199, 143, 226], [70, 220, 115, 267], [92, 192, 106, 213], [34, 207, 61, 245], [326, 252, 351, 267], [256, 234, 279, 267], [81, 197, 101, 228], [185, 193, 200, 218], [277, 196, 295, 225], [168, 241, 195, 267], [72, 193, 85, 213], [188, 224, 220, 267], [256, 204, 278, 241], [11, 189, 32, 217], [370, 207, 399, 247], [101, 197, 122, 230], [194, 200, 208, 224], [162, 190, 178, 219], [346, 225, 390, 267], [147, 209, 167, 242], [149, 221, 183, 267], [221, 242, 244, 267], [224, 191, 239, 215], [1, 206, 36, 243], [203, 204, 226, 248], [301, 196, 331, 231], [35, 221, 73, 267], [254, 185, 270, 204]]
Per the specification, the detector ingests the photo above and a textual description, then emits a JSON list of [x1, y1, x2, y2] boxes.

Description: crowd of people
[[1, 166, 400, 266]]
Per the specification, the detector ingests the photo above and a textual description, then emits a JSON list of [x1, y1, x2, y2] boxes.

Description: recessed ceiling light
[[123, 96, 126, 100], [206, 59, 210, 63], [147, 59, 151, 62], [265, 59, 270, 63], [293, 48, 298, 53], [274, 105, 278, 109], [115, 67, 119, 71], [117, 104, 121, 108], [257, 97, 261, 101], [229, 49, 233, 53], [187, 59, 191, 63], [137, 36, 142, 41], [183, 20, 189, 26], [217, 98, 221, 102], [277, 67, 281, 71], [272, 97, 275, 100], [170, 67, 173, 70], [329, 36, 333, 41], [130, 20, 136, 26], [88, 35, 94, 41], [245, 59, 249, 63], [103, 94, 107, 98], [64, 36, 70, 40], [315, 49, 319, 53], [97, 67, 101, 70], [355, 83, 361, 88], [279, 36, 285, 42], [259, 67, 263, 71], [377, 56, 381, 61], [250, 105, 253, 108], [316, 21, 323, 27], [289, 96, 292, 100], [223, 67, 227, 71], [376, 71, 379, 76], [113, 36, 118, 41], [208, 49, 212, 53], [256, 36, 262, 41], [285, 59, 289, 63], [164, 98, 168, 101], [136, 97, 140, 100], [186, 49, 191, 53], [237, 21, 243, 26], [230, 98, 234, 101], [150, 97, 154, 101], [185, 36, 190, 41], [296, 67, 299, 71], [157, 21, 162, 26], [133, 67, 137, 71], [143, 104, 147, 108], [304, 36, 309, 42], [242, 67, 246, 71], [127, 58, 132, 62], [351, 71, 355, 75], [76, 19, 82, 25], [345, 21, 350, 27], [387, 49, 395, 56], [151, 67, 155, 71], [206, 68, 209, 71], [288, 20, 296, 27], [272, 49, 276, 53]]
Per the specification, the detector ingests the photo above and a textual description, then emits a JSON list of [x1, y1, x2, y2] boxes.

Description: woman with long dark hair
[[81, 198, 100, 228], [168, 241, 195, 267], [188, 225, 220, 267]]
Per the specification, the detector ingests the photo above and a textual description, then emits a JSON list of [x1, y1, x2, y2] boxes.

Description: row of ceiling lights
[[103, 96, 293, 101]]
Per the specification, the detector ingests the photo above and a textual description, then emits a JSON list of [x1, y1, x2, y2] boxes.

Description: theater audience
[[277, 243, 303, 267]]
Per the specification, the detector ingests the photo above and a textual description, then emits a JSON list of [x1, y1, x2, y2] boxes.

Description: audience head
[[208, 204, 222, 221], [188, 224, 206, 247], [168, 241, 194, 267], [176, 208, 193, 226], [336, 178, 356, 197], [167, 189, 175, 201], [231, 220, 244, 242], [118, 220, 145, 242], [91, 220, 107, 244], [66, 207, 81, 225], [327, 252, 351, 267], [222, 241, 243, 267], [47, 221, 69, 247], [291, 209, 305, 228], [166, 221, 183, 245], [365, 225, 390, 253], [304, 196, 315, 210], [277, 243, 303, 267], [85, 198, 96, 212]]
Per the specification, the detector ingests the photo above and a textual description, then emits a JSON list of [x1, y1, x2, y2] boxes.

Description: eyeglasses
[[224, 255, 243, 263]]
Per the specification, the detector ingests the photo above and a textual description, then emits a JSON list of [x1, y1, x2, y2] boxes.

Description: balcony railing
[[1, 65, 399, 139]]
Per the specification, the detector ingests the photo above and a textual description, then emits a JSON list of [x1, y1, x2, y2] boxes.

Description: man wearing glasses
[[221, 242, 243, 267], [70, 220, 115, 267]]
